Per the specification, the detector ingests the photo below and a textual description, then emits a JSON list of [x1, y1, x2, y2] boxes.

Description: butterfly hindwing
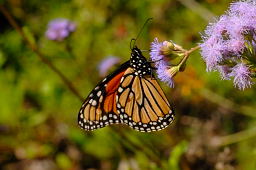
[[116, 68, 174, 132]]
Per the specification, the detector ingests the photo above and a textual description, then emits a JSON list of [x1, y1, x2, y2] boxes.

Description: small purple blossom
[[98, 57, 121, 77], [200, 0, 256, 90], [45, 18, 76, 41], [150, 38, 174, 87], [156, 63, 175, 88], [150, 38, 166, 65], [150, 38, 186, 87], [229, 63, 253, 90]]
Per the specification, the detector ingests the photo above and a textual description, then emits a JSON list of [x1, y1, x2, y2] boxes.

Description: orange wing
[[78, 62, 129, 131], [78, 63, 174, 132]]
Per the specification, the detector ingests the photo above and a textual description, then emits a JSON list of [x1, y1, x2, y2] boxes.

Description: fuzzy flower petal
[[204, 15, 230, 40], [229, 1, 256, 18], [45, 18, 76, 41], [98, 57, 121, 77], [225, 38, 245, 56], [200, 38, 224, 71], [229, 63, 253, 90], [150, 38, 166, 65], [156, 62, 175, 88]]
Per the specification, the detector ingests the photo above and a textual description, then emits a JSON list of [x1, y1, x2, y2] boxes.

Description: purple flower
[[229, 1, 256, 18], [156, 63, 175, 88], [149, 38, 186, 87], [150, 38, 173, 86], [200, 38, 224, 71], [204, 15, 230, 40], [225, 38, 245, 55], [200, 0, 256, 90], [98, 57, 121, 77], [150, 38, 166, 65], [45, 18, 76, 41], [150, 38, 185, 65], [229, 63, 253, 90]]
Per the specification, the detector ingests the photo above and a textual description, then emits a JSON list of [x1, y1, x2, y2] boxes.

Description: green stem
[[178, 45, 200, 70]]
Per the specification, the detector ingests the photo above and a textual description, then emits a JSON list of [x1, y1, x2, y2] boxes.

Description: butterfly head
[[130, 46, 152, 77]]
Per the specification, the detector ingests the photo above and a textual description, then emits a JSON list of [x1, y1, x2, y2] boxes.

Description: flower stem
[[178, 45, 200, 71]]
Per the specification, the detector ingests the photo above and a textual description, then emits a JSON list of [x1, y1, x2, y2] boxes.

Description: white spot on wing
[[89, 99, 93, 104], [99, 96, 103, 103], [103, 115, 107, 121], [97, 91, 102, 97], [118, 87, 123, 93], [120, 77, 124, 82], [92, 100, 97, 106]]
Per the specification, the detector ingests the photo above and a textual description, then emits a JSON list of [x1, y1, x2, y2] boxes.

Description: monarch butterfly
[[78, 44, 175, 132]]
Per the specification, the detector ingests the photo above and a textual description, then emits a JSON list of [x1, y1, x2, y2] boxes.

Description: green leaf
[[56, 153, 72, 169], [168, 140, 188, 170]]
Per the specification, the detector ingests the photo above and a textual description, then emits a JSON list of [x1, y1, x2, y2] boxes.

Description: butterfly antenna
[[130, 18, 153, 49], [140, 49, 150, 52], [130, 38, 136, 50]]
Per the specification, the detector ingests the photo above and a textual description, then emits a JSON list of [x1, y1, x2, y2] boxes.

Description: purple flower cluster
[[45, 18, 76, 41], [200, 0, 256, 90]]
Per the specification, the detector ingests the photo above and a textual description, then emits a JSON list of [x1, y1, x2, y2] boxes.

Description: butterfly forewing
[[116, 68, 174, 132], [78, 62, 130, 131]]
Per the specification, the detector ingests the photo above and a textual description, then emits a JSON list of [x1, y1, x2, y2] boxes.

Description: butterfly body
[[130, 47, 152, 77], [78, 46, 174, 132]]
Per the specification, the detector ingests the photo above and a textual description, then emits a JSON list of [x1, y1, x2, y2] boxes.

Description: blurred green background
[[1, 0, 256, 169]]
